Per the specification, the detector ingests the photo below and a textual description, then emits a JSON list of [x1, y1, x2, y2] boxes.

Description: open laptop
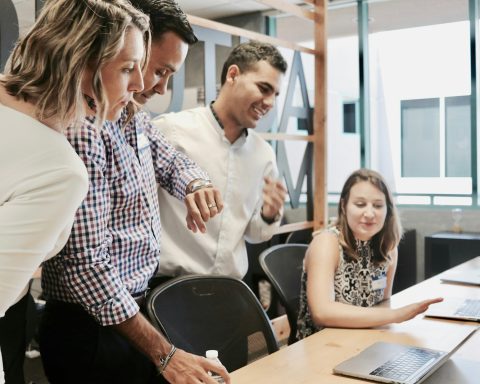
[[440, 270, 480, 286], [424, 298, 480, 322], [423, 357, 480, 384], [333, 327, 477, 384]]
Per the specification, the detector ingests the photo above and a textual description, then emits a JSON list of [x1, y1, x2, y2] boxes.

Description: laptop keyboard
[[455, 299, 480, 317], [370, 347, 442, 382]]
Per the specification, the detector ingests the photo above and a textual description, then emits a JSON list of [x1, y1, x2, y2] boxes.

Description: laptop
[[424, 298, 480, 322], [423, 357, 480, 384], [333, 328, 477, 384], [440, 270, 480, 286]]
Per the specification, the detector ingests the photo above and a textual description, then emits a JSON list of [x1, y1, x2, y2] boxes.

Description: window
[[445, 95, 471, 177], [401, 96, 471, 179], [367, 1, 471, 204], [343, 101, 358, 133], [401, 98, 440, 177]]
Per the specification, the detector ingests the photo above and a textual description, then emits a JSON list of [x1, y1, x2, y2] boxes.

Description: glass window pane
[[343, 102, 357, 133], [327, 1, 361, 192], [369, 0, 470, 193], [445, 95, 471, 177], [401, 99, 440, 177]]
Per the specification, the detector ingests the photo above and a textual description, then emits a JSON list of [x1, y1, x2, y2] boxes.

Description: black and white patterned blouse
[[296, 227, 389, 341]]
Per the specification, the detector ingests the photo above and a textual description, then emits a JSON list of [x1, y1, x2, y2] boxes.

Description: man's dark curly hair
[[220, 41, 287, 85], [129, 0, 198, 44]]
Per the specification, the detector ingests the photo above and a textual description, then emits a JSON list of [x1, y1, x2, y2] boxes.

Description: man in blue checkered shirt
[[39, 1, 230, 383]]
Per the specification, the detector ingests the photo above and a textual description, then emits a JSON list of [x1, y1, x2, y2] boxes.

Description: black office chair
[[145, 275, 279, 372], [285, 228, 313, 244], [259, 244, 308, 345]]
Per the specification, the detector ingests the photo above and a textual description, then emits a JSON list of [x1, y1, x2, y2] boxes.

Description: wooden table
[[231, 258, 480, 383]]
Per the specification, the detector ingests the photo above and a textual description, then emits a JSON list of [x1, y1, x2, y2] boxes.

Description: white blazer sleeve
[[0, 165, 88, 318]]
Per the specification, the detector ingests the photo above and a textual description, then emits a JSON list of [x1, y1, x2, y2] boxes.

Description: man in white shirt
[[153, 41, 288, 280]]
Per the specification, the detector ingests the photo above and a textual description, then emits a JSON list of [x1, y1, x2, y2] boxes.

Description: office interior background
[[2, 0, 480, 282]]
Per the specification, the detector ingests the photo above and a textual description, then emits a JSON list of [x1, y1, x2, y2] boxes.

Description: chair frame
[[259, 243, 308, 344], [285, 228, 313, 244], [145, 275, 279, 370]]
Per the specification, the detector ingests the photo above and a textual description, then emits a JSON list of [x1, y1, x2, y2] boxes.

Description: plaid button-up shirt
[[41, 110, 208, 325]]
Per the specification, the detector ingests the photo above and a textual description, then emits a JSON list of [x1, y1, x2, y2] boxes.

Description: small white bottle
[[205, 349, 225, 383]]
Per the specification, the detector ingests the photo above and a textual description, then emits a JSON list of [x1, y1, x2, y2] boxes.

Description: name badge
[[371, 274, 387, 291], [137, 132, 150, 151]]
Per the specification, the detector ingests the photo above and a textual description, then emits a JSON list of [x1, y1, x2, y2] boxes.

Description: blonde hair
[[2, 0, 150, 129], [336, 168, 403, 263]]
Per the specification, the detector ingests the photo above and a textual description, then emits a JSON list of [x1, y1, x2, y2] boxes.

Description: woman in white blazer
[[0, 1, 150, 382]]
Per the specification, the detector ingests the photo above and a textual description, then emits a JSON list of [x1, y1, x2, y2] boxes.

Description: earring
[[84, 94, 97, 112]]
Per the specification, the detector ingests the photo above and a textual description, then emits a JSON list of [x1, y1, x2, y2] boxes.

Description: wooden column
[[314, 0, 327, 230]]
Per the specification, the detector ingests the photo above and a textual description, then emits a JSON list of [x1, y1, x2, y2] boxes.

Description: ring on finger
[[207, 203, 217, 209]]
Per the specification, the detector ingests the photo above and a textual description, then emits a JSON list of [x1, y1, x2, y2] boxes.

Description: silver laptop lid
[[425, 298, 480, 322], [333, 328, 477, 384], [440, 270, 480, 286], [333, 342, 446, 384], [423, 357, 480, 384]]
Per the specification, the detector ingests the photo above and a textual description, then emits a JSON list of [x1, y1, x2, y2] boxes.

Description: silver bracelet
[[187, 179, 213, 194], [157, 345, 177, 376]]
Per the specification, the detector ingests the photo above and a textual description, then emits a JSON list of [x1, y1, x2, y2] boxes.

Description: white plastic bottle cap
[[205, 350, 219, 359]]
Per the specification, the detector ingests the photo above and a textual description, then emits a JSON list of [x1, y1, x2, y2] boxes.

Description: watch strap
[[187, 179, 213, 194]]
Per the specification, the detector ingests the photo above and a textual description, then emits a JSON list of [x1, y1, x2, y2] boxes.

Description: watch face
[[189, 179, 212, 193]]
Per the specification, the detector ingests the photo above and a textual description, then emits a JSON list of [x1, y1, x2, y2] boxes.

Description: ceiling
[[161, 0, 305, 19], [11, 0, 469, 41], [277, 0, 469, 43]]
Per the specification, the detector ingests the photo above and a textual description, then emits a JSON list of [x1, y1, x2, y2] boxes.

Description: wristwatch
[[186, 179, 213, 194]]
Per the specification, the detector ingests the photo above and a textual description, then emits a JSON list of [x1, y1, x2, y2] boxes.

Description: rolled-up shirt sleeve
[[142, 111, 209, 200]]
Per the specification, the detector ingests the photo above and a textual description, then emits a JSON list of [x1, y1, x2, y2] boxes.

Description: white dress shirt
[[0, 104, 88, 382], [153, 106, 281, 279]]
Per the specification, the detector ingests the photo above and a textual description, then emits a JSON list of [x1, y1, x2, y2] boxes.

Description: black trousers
[[0, 292, 36, 384], [38, 301, 168, 384]]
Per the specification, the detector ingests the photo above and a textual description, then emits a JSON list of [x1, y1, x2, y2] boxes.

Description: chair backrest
[[285, 228, 313, 244], [259, 244, 308, 344], [145, 275, 279, 372]]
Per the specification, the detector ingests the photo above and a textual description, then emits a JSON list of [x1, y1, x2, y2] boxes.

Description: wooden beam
[[313, 0, 328, 231], [187, 14, 318, 55], [256, 0, 315, 21], [275, 221, 314, 235]]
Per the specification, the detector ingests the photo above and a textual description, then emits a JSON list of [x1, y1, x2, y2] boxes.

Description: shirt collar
[[209, 101, 248, 137]]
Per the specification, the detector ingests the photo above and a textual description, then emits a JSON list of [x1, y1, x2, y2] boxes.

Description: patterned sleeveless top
[[296, 227, 389, 341]]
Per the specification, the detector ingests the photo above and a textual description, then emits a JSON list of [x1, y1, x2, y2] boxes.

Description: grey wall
[[399, 207, 480, 282]]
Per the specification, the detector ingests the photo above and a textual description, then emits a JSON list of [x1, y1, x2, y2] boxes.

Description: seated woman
[[296, 168, 442, 340]]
